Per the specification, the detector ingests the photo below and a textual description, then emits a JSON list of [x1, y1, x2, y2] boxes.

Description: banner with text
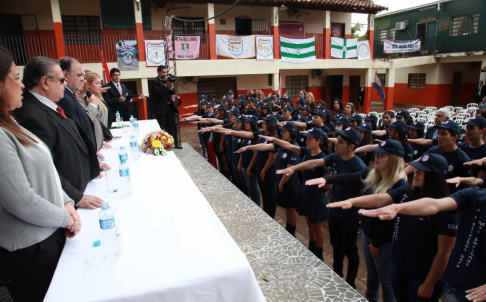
[[174, 36, 200, 60], [256, 36, 273, 60], [383, 39, 421, 53], [117, 40, 139, 70], [216, 35, 256, 59], [145, 40, 166, 67]]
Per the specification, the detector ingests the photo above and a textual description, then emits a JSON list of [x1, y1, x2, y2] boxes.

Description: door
[[451, 71, 462, 106], [426, 21, 437, 53], [235, 18, 252, 35], [327, 75, 343, 106], [349, 76, 361, 108], [0, 14, 27, 65]]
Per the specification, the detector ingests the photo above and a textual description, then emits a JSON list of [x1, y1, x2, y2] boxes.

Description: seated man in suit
[[102, 68, 138, 121], [14, 56, 104, 209]]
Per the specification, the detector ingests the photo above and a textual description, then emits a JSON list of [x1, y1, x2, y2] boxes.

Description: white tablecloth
[[45, 120, 264, 302]]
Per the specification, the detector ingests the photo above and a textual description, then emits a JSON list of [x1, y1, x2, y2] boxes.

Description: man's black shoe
[[174, 146, 183, 149]]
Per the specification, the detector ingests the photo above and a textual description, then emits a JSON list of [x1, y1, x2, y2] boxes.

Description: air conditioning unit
[[395, 21, 409, 31], [313, 69, 322, 78]]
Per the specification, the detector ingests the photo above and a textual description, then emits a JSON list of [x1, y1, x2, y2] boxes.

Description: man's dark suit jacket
[[57, 88, 97, 153], [102, 81, 137, 121], [476, 85, 486, 103], [14, 91, 99, 204], [149, 77, 176, 115], [358, 88, 365, 106]]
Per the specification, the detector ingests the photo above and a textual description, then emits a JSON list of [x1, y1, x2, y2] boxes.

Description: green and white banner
[[280, 36, 316, 64], [331, 37, 358, 59]]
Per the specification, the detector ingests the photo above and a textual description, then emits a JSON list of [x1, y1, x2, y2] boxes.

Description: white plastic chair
[[467, 103, 479, 109], [416, 117, 427, 123], [453, 107, 464, 113], [358, 113, 367, 119], [409, 108, 420, 114], [377, 112, 384, 119]]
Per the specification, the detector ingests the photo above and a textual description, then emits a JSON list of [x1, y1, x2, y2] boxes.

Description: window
[[285, 75, 309, 98], [408, 73, 426, 89], [197, 77, 237, 100], [380, 28, 395, 43], [62, 16, 101, 45], [173, 17, 206, 43], [451, 13, 480, 36]]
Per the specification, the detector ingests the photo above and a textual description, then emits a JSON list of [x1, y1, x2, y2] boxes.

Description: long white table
[[45, 120, 265, 302]]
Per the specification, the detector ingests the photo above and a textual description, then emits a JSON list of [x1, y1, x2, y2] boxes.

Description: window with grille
[[408, 73, 426, 89], [62, 15, 101, 45], [451, 13, 480, 36], [285, 76, 309, 98], [379, 28, 395, 44], [173, 17, 206, 43], [197, 77, 237, 100]]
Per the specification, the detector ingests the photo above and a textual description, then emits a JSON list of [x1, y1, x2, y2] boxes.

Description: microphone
[[86, 91, 92, 98]]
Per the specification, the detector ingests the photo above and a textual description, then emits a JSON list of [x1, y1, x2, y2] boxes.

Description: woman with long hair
[[0, 48, 81, 301], [305, 92, 316, 112], [357, 122, 375, 167], [81, 72, 110, 127], [330, 98, 344, 121], [323, 153, 458, 302], [344, 103, 355, 118], [307, 139, 408, 302], [236, 122, 301, 236], [380, 110, 395, 130]]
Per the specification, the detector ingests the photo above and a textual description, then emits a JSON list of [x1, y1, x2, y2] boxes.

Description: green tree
[[351, 21, 368, 41]]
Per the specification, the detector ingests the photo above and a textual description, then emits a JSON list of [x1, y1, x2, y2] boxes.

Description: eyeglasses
[[46, 76, 65, 85], [375, 153, 389, 158]]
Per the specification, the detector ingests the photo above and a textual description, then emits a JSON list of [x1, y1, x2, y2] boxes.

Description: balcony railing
[[144, 34, 210, 60], [64, 34, 137, 63], [0, 35, 57, 66]]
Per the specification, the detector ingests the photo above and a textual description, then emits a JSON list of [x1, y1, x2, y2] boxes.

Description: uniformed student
[[349, 114, 362, 129], [365, 114, 379, 131], [245, 98, 259, 117], [357, 122, 375, 167], [334, 116, 351, 132], [333, 153, 459, 302], [457, 116, 486, 177], [395, 110, 413, 125], [277, 127, 366, 288]]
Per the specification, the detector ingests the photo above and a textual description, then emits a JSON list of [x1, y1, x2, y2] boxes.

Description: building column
[[272, 73, 279, 94], [206, 3, 216, 60], [385, 68, 395, 111], [364, 68, 373, 113], [50, 0, 65, 58], [324, 11, 331, 59], [134, 0, 146, 62], [271, 7, 280, 59], [367, 14, 375, 60]]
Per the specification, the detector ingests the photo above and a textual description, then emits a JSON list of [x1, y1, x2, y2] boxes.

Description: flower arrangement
[[140, 130, 174, 156]]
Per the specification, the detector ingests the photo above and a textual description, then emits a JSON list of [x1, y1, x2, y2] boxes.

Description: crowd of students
[[181, 90, 486, 302]]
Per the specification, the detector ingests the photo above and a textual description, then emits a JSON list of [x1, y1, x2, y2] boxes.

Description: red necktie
[[56, 105, 67, 119], [73, 92, 79, 100]]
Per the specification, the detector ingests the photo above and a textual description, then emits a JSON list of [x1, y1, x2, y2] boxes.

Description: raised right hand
[[359, 204, 399, 220], [305, 177, 327, 188], [276, 167, 294, 177]]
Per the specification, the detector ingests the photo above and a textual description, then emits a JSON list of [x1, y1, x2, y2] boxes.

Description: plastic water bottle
[[98, 202, 120, 257], [129, 115, 134, 131], [115, 111, 121, 128], [119, 159, 132, 195], [130, 135, 139, 161], [118, 146, 128, 163], [133, 118, 140, 136], [90, 240, 103, 267]]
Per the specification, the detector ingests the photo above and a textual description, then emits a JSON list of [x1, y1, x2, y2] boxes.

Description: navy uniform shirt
[[425, 146, 472, 193], [403, 143, 414, 163], [324, 154, 368, 221], [458, 142, 486, 177], [387, 185, 459, 276], [241, 131, 262, 169], [245, 109, 259, 117], [411, 143, 430, 160], [447, 187, 486, 295]]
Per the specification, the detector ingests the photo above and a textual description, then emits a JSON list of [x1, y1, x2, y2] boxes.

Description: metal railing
[[0, 35, 57, 66], [144, 34, 210, 60], [64, 34, 137, 63]]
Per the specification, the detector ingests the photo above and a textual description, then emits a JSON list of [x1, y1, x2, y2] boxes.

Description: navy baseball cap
[[228, 108, 240, 116], [256, 101, 264, 107], [371, 139, 405, 157], [358, 122, 372, 133], [300, 105, 311, 112], [313, 110, 326, 118], [278, 121, 298, 134], [410, 153, 448, 177], [261, 103, 272, 109], [228, 90, 234, 95], [275, 114, 284, 122], [198, 99, 208, 105], [238, 99, 246, 106], [212, 98, 219, 103], [247, 97, 256, 103], [242, 115, 258, 125], [207, 102, 214, 108], [296, 115, 308, 123], [276, 99, 284, 106], [263, 115, 278, 125], [218, 104, 227, 111], [303, 127, 326, 140], [327, 123, 336, 132], [236, 115, 245, 123], [200, 94, 207, 99], [296, 98, 305, 105], [349, 114, 362, 124], [264, 96, 275, 102], [389, 120, 408, 133], [282, 105, 293, 111], [335, 116, 351, 128], [230, 100, 236, 105], [237, 94, 245, 100], [337, 127, 361, 147], [408, 121, 425, 132], [436, 120, 461, 136], [466, 116, 486, 127], [396, 110, 410, 120], [365, 114, 378, 124]]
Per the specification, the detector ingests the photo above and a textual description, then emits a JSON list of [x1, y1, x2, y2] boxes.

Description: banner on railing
[[331, 37, 358, 59], [216, 35, 256, 59], [174, 36, 200, 60], [145, 40, 166, 67], [280, 36, 316, 64], [116, 40, 139, 70], [383, 39, 421, 53], [256, 36, 273, 61], [357, 41, 371, 60]]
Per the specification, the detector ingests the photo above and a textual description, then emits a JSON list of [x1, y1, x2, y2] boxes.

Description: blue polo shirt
[[458, 142, 486, 177]]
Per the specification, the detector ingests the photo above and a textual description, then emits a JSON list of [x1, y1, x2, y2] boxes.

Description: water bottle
[[90, 240, 103, 267], [118, 146, 128, 163], [133, 118, 140, 136], [115, 111, 121, 128], [119, 159, 132, 195], [98, 202, 120, 257], [129, 115, 134, 131], [130, 135, 140, 161]]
